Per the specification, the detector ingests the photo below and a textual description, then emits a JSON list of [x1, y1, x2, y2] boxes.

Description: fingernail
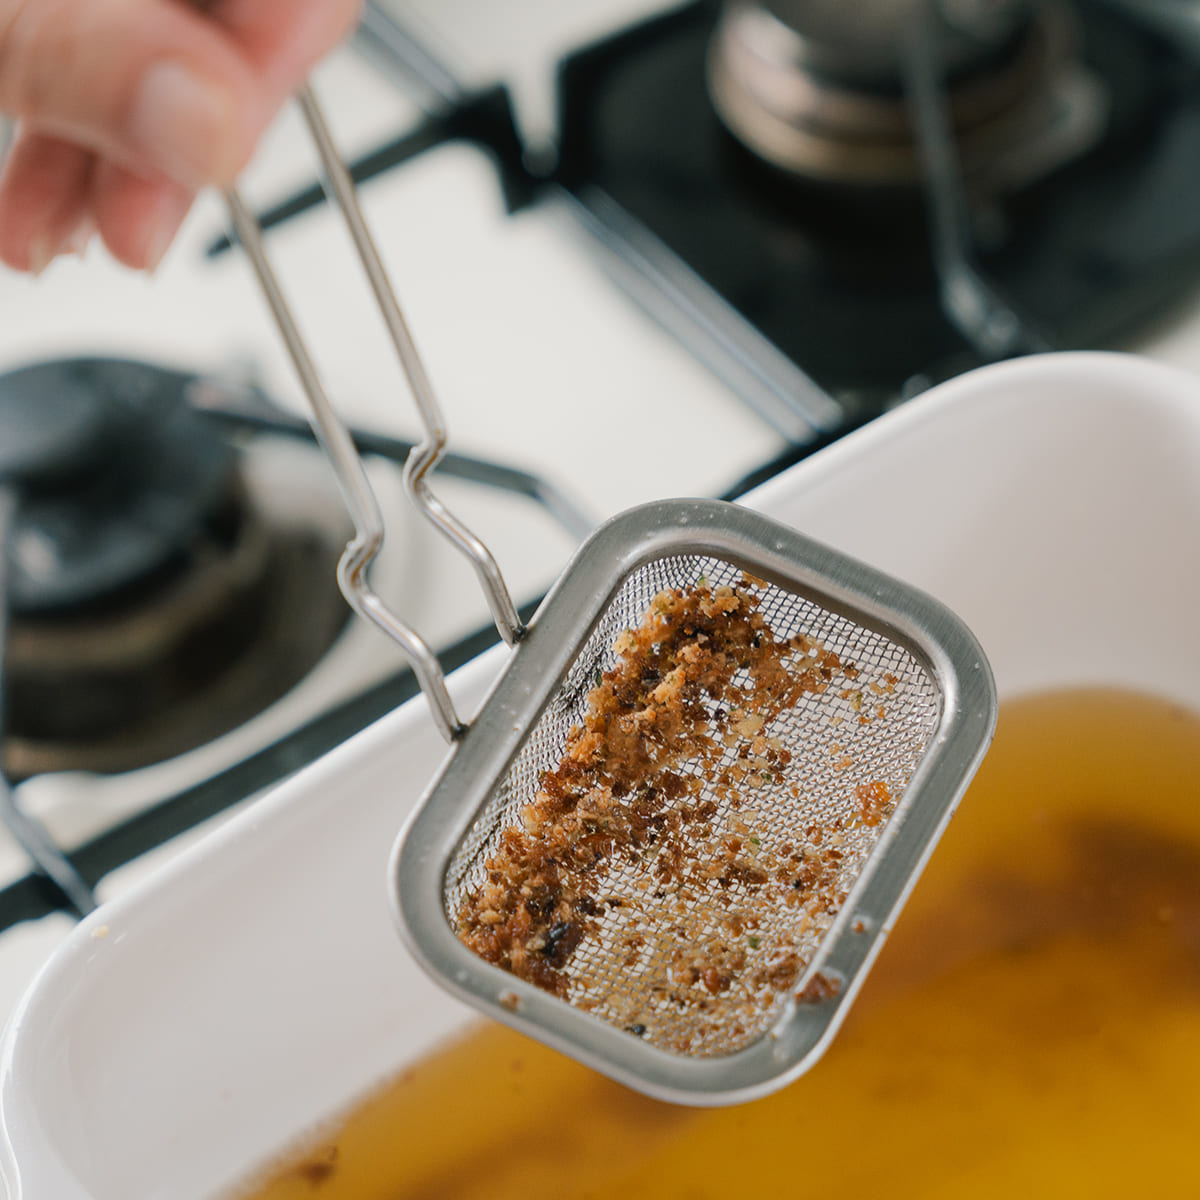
[[127, 62, 238, 188], [62, 215, 97, 258], [27, 233, 55, 276], [27, 214, 96, 275], [144, 189, 195, 274]]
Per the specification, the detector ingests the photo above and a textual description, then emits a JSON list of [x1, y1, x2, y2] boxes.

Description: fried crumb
[[796, 971, 842, 1005], [289, 1144, 339, 1188], [454, 577, 895, 1054], [855, 780, 892, 827]]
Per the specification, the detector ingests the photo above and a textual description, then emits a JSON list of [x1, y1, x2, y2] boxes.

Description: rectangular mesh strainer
[[394, 503, 994, 1103], [229, 85, 997, 1106], [441, 550, 942, 1060]]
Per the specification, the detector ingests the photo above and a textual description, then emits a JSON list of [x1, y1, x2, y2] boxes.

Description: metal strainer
[[229, 87, 996, 1105]]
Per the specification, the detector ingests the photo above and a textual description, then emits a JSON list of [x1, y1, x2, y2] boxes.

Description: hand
[[0, 0, 361, 273]]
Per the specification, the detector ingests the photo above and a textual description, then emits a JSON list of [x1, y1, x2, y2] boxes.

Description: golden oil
[[243, 689, 1200, 1198]]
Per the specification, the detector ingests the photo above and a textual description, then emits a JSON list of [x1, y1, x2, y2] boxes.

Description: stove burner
[[708, 0, 1098, 189], [2, 358, 238, 615], [717, 0, 1035, 88], [554, 0, 1200, 407], [0, 358, 348, 778]]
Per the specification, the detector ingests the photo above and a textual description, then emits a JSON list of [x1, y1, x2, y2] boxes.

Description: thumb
[[0, 0, 270, 188]]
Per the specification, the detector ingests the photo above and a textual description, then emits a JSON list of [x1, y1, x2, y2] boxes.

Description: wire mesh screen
[[444, 554, 941, 1057]]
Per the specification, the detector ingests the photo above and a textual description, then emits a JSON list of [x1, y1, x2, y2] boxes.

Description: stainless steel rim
[[391, 497, 996, 1105]]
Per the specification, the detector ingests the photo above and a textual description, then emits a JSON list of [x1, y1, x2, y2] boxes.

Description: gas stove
[[553, 0, 1200, 411], [2, 0, 1200, 1019]]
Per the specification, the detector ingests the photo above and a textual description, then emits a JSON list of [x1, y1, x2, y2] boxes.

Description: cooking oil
[[242, 689, 1200, 1199]]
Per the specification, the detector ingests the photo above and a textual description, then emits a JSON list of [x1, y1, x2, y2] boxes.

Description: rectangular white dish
[[2, 350, 1198, 1199]]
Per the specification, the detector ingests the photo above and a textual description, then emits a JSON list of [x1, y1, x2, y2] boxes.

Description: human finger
[[0, 125, 94, 271], [0, 0, 266, 188], [0, 0, 362, 272], [89, 158, 193, 271]]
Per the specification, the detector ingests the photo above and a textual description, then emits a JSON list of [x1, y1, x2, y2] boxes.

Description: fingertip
[[1, 0, 267, 191], [91, 163, 194, 270], [25, 213, 95, 273], [61, 214, 99, 258], [0, 129, 95, 273]]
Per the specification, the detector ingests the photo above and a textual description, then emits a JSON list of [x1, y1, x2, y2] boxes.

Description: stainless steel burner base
[[707, 2, 1104, 190], [4, 513, 348, 779]]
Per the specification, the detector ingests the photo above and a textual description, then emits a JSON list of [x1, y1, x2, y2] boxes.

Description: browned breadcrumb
[[855, 780, 892, 827], [795, 970, 842, 1005], [454, 578, 895, 1052]]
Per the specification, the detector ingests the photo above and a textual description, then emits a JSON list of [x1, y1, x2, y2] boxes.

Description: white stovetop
[[4, 0, 1200, 1025]]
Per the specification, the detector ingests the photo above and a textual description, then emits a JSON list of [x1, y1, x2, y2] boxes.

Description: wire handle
[[294, 88, 524, 648], [225, 84, 525, 744]]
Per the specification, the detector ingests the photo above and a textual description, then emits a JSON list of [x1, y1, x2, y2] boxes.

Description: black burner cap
[[0, 362, 118, 490], [0, 357, 239, 615]]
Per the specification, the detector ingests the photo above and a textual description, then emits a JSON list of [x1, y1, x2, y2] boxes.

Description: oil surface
[[242, 690, 1200, 1198]]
